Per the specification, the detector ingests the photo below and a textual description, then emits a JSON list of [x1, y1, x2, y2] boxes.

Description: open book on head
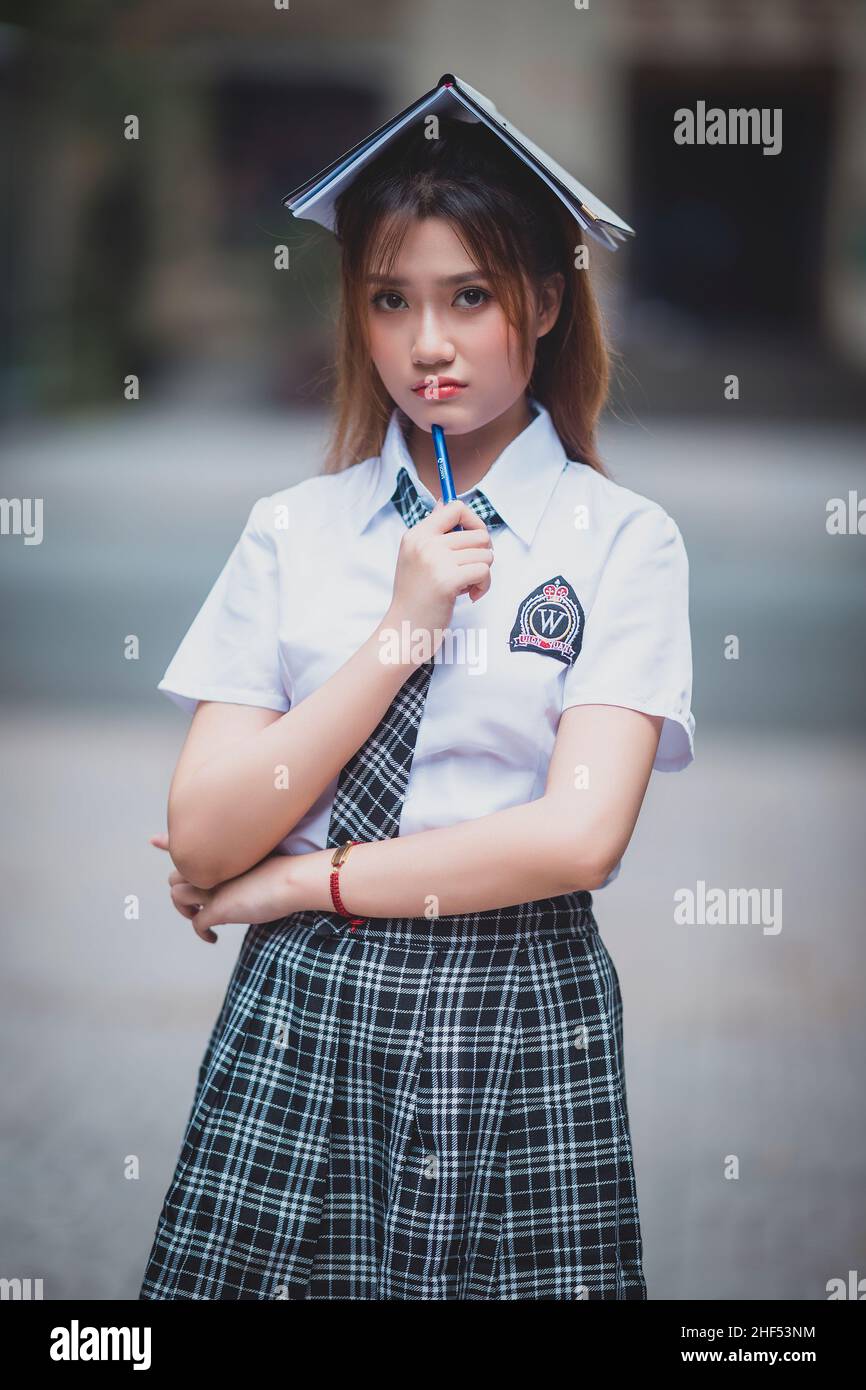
[[283, 71, 635, 251]]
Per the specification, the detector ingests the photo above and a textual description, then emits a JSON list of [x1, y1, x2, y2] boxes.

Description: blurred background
[[1, 0, 864, 1302]]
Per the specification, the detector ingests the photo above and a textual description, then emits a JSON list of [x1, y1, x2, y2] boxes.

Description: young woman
[[139, 113, 694, 1301]]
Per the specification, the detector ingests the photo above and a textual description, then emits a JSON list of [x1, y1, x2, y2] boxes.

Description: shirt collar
[[355, 395, 568, 547]]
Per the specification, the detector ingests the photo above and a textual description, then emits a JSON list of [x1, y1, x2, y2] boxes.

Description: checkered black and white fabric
[[138, 897, 645, 1300]]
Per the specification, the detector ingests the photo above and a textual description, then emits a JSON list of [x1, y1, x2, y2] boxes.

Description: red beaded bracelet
[[329, 840, 366, 927]]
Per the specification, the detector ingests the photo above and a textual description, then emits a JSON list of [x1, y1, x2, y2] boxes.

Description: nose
[[411, 305, 456, 368]]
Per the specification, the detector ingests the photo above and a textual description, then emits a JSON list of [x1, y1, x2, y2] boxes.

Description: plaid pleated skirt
[[138, 890, 646, 1300]]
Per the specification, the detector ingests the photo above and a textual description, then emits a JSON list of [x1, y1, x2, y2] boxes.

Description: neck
[[406, 393, 534, 497]]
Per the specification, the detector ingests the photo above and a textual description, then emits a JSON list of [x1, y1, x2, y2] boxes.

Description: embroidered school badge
[[508, 575, 585, 667]]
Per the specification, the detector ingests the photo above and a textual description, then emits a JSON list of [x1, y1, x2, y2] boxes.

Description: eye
[[454, 287, 491, 309], [370, 291, 407, 312]]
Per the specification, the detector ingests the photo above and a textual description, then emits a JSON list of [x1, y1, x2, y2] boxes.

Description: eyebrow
[[365, 270, 491, 287]]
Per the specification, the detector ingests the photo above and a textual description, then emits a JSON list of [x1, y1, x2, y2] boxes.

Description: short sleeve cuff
[[157, 678, 290, 718], [561, 690, 695, 773], [655, 709, 695, 772]]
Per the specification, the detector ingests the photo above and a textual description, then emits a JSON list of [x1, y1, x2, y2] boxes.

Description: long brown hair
[[322, 114, 612, 477]]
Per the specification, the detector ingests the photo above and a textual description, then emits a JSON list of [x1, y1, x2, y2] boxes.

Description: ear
[[536, 272, 565, 338]]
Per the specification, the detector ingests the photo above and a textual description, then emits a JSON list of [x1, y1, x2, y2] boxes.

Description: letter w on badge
[[508, 575, 585, 668]]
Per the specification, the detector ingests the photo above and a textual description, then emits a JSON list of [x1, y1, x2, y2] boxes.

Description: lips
[[411, 376, 467, 392], [411, 380, 467, 404]]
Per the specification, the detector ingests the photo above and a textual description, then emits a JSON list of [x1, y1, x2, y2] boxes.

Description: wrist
[[376, 606, 432, 674], [329, 840, 366, 924], [291, 848, 337, 913]]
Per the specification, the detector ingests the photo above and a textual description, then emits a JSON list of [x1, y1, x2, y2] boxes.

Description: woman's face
[[365, 215, 562, 435]]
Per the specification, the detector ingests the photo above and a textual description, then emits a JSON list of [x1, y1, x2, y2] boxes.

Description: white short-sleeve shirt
[[158, 396, 695, 888]]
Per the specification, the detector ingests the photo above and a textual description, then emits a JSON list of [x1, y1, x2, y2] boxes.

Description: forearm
[[286, 795, 603, 919], [170, 613, 415, 888]]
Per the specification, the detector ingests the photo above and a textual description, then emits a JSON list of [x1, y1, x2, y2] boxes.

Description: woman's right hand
[[384, 498, 495, 661]]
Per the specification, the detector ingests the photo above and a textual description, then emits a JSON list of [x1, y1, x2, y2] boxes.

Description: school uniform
[[138, 395, 695, 1301]]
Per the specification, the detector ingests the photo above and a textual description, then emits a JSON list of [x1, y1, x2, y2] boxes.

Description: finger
[[421, 499, 487, 534], [442, 528, 493, 549], [174, 883, 211, 908], [173, 900, 199, 921], [191, 906, 218, 944], [468, 569, 493, 602], [449, 500, 489, 531], [170, 885, 202, 918], [150, 833, 170, 850], [168, 869, 212, 894], [456, 562, 493, 594], [453, 545, 495, 567]]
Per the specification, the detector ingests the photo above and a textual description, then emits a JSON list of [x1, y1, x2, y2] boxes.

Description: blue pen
[[431, 423, 463, 531]]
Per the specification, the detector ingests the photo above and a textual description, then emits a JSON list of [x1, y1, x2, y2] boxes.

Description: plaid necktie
[[325, 466, 505, 852]]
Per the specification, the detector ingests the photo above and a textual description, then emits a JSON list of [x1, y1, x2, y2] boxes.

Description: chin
[[406, 401, 492, 436]]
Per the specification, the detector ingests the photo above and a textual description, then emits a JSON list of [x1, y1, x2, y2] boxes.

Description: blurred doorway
[[626, 66, 837, 341]]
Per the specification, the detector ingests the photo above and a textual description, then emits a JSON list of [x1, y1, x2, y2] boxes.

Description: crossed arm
[[162, 682, 662, 930], [274, 701, 661, 919]]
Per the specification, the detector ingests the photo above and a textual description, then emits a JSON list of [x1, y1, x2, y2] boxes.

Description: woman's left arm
[[177, 703, 663, 933]]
